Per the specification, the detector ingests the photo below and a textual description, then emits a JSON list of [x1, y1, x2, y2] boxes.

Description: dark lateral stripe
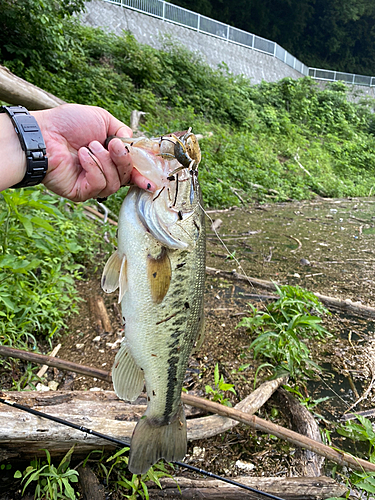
[[163, 353, 179, 422]]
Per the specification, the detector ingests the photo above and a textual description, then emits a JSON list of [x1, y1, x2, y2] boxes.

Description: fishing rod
[[0, 397, 286, 500]]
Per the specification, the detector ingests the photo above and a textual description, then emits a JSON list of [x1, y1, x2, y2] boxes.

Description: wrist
[[0, 106, 48, 190], [0, 113, 26, 190]]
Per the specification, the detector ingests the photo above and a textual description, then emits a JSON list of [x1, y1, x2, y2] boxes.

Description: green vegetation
[[2, 1, 375, 209], [205, 362, 237, 406], [0, 186, 107, 358], [170, 0, 375, 76], [237, 284, 330, 380], [97, 447, 174, 499], [14, 447, 79, 500], [332, 415, 375, 498]]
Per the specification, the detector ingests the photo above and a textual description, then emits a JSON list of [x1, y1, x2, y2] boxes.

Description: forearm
[[0, 113, 28, 191]]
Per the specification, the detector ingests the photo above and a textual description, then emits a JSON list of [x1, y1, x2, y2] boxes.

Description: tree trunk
[[0, 64, 65, 109]]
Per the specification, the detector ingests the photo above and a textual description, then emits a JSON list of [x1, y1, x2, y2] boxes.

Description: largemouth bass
[[101, 130, 205, 474]]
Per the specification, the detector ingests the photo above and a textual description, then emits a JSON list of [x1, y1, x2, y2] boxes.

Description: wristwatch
[[0, 105, 48, 188]]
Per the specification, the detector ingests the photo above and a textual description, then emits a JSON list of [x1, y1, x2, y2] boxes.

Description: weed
[[237, 284, 331, 380], [332, 415, 375, 498], [14, 447, 79, 500], [205, 363, 236, 406], [283, 385, 330, 417], [0, 188, 102, 354], [97, 447, 176, 499]]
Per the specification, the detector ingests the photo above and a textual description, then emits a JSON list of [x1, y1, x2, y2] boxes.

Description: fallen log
[[277, 388, 324, 477], [181, 393, 375, 474], [1, 347, 375, 474], [206, 266, 375, 319], [0, 345, 112, 383], [186, 376, 286, 441], [0, 64, 65, 109], [0, 376, 284, 460], [77, 466, 105, 500], [146, 476, 347, 500], [206, 266, 277, 290]]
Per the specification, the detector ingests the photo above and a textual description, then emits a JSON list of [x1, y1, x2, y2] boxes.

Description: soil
[[3, 196, 375, 498]]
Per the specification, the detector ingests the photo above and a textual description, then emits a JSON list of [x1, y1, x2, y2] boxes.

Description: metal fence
[[309, 68, 375, 87], [103, 0, 375, 87], [104, 0, 309, 76]]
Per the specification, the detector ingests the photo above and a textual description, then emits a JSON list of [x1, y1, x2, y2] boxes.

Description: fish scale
[[101, 131, 205, 474]]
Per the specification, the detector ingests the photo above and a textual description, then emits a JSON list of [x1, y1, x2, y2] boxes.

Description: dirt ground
[[2, 197, 375, 497]]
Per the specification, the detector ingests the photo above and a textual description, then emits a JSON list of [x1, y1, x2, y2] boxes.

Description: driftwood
[[87, 295, 112, 333], [277, 388, 324, 477], [181, 393, 375, 474], [186, 376, 286, 441], [0, 345, 112, 383], [77, 466, 105, 500], [147, 476, 347, 500], [83, 205, 118, 226], [0, 376, 284, 460], [2, 347, 375, 474], [0, 64, 65, 109], [206, 266, 277, 291], [206, 266, 375, 319]]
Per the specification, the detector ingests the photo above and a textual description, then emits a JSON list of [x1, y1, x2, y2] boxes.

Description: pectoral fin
[[112, 342, 144, 402], [101, 250, 127, 303], [147, 247, 172, 304]]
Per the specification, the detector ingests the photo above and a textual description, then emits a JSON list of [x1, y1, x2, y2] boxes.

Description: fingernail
[[89, 141, 105, 154]]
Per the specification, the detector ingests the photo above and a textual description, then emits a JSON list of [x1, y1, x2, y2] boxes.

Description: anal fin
[[112, 343, 144, 402]]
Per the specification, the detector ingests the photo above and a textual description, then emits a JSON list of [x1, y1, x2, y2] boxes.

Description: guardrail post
[[226, 24, 229, 41], [197, 13, 200, 32], [162, 0, 165, 21]]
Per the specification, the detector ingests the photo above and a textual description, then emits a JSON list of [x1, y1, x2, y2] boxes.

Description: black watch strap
[[0, 105, 48, 188]]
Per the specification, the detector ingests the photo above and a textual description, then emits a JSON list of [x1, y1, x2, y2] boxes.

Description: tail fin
[[128, 405, 187, 475]]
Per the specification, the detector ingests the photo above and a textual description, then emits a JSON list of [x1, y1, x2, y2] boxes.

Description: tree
[[0, 0, 86, 72], [169, 0, 375, 75]]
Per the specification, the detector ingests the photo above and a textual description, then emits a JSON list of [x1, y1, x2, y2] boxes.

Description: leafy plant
[[205, 363, 237, 406], [283, 385, 330, 415], [98, 447, 175, 499], [237, 284, 330, 379], [0, 187, 102, 354], [334, 415, 375, 497], [14, 447, 79, 500]]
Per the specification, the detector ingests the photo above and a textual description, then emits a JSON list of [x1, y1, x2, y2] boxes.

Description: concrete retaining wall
[[81, 0, 304, 85], [81, 0, 375, 99]]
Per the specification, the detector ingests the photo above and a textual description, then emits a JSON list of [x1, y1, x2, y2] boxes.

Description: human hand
[[32, 104, 155, 202]]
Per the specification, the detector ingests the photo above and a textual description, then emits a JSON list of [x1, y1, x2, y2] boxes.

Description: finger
[[75, 147, 108, 201], [115, 125, 133, 138], [105, 111, 133, 138], [87, 140, 122, 198], [131, 168, 156, 192], [107, 138, 134, 187]]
